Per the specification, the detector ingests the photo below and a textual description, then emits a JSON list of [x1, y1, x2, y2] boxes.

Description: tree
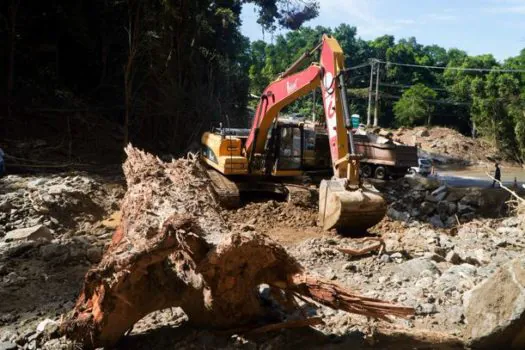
[[369, 35, 395, 60], [470, 72, 523, 159], [393, 84, 437, 126]]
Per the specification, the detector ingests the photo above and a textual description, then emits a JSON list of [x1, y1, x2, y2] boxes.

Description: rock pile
[[0, 174, 123, 238], [0, 173, 125, 349], [392, 126, 510, 166], [384, 177, 510, 228], [287, 211, 525, 342]]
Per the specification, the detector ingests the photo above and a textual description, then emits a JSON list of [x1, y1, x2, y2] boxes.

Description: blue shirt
[[0, 148, 4, 175]]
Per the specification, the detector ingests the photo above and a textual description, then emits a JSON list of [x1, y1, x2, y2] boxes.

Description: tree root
[[60, 146, 414, 349]]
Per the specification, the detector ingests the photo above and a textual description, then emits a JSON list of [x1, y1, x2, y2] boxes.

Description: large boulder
[[4, 225, 53, 242], [420, 201, 436, 216], [391, 257, 441, 280], [464, 255, 525, 349]]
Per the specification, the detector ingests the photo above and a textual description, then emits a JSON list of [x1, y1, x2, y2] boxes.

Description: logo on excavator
[[322, 71, 338, 158], [323, 72, 334, 93], [323, 72, 336, 121], [286, 79, 298, 94]]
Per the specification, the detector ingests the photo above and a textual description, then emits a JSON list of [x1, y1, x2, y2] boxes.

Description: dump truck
[[290, 124, 419, 180]]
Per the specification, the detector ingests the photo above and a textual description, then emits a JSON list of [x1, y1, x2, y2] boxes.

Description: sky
[[240, 0, 525, 62]]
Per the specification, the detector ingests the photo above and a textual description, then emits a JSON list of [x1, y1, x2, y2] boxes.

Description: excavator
[[201, 35, 386, 232]]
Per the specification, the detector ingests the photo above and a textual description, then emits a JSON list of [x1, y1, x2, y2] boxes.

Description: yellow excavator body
[[201, 132, 248, 175]]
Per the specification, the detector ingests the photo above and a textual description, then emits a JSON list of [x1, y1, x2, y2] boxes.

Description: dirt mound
[[391, 126, 512, 166], [0, 173, 125, 349]]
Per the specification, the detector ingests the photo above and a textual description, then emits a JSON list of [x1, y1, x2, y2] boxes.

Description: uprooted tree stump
[[61, 146, 414, 349]]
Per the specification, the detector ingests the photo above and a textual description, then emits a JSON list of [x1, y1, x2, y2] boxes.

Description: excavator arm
[[245, 65, 322, 157], [246, 35, 355, 178], [245, 34, 386, 233]]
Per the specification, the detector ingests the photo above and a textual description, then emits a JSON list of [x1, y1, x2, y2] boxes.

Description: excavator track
[[205, 168, 241, 209]]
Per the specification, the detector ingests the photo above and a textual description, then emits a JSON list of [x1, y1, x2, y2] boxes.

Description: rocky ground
[[0, 161, 524, 349], [0, 173, 124, 349]]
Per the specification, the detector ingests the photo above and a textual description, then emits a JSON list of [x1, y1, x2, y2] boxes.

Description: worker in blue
[[0, 148, 5, 177]]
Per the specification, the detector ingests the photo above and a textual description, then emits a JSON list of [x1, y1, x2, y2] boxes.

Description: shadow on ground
[[117, 322, 465, 350]]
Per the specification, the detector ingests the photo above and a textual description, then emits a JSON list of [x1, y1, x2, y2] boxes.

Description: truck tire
[[361, 164, 373, 178], [374, 166, 386, 180]]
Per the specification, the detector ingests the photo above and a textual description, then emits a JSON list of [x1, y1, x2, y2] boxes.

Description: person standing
[[492, 163, 501, 188], [0, 148, 5, 177]]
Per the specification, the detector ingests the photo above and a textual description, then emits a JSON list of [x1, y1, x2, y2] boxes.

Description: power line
[[343, 62, 371, 71], [379, 82, 449, 92], [376, 60, 525, 73], [379, 92, 470, 106], [378, 91, 524, 106]]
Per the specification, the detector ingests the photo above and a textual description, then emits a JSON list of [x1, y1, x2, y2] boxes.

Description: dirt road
[[423, 165, 525, 188]]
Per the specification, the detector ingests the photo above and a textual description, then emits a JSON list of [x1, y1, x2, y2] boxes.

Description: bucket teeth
[[318, 179, 387, 233]]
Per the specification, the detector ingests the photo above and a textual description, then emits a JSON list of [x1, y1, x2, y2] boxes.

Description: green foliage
[[393, 84, 437, 126], [470, 72, 523, 159]]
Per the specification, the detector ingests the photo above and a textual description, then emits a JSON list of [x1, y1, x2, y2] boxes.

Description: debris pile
[[0, 174, 123, 238], [1, 146, 525, 349], [391, 126, 510, 166], [0, 174, 124, 349], [383, 177, 510, 228]]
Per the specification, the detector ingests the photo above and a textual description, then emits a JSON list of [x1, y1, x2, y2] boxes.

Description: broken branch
[[336, 237, 385, 257], [485, 172, 525, 203]]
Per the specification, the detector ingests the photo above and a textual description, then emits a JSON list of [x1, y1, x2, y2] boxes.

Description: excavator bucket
[[318, 179, 387, 233]]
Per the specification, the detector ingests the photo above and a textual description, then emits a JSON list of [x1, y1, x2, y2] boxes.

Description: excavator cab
[[275, 125, 302, 171], [264, 122, 304, 175]]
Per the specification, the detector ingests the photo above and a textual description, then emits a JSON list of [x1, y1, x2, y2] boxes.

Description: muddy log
[[61, 146, 413, 349]]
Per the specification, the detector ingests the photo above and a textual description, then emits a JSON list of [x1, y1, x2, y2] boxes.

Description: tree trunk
[[123, 0, 141, 148], [60, 146, 414, 349], [6, 0, 20, 122]]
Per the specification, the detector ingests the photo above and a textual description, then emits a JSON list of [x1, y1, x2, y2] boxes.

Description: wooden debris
[[336, 237, 385, 257], [485, 172, 525, 203], [289, 274, 414, 321]]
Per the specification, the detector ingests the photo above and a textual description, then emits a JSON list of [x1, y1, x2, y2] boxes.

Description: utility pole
[[373, 62, 380, 127], [366, 60, 374, 126]]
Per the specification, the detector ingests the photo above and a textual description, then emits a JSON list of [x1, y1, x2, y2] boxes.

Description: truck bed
[[353, 134, 418, 168]]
